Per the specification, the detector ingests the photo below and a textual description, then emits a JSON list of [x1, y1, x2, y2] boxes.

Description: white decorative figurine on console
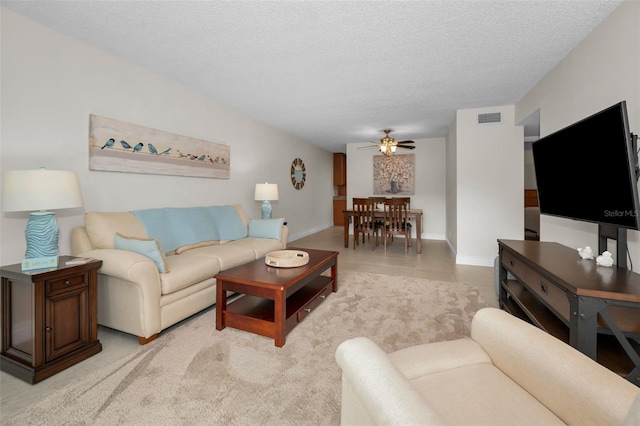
[[596, 251, 614, 267], [577, 246, 594, 259]]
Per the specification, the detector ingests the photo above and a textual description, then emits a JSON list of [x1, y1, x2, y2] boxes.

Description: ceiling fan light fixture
[[358, 129, 413, 155], [379, 129, 399, 155]]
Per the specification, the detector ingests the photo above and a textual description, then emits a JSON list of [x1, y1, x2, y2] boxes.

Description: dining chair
[[369, 197, 388, 238], [352, 198, 379, 250], [369, 196, 388, 210], [392, 197, 411, 209], [383, 198, 411, 253], [392, 197, 412, 247]]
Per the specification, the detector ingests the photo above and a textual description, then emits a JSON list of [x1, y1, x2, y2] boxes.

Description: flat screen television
[[532, 101, 640, 231]]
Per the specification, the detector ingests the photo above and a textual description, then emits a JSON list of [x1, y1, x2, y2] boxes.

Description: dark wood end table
[[215, 248, 338, 347], [1, 256, 102, 384]]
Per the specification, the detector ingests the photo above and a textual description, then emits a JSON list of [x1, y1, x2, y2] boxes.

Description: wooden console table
[[1, 256, 102, 383], [497, 239, 640, 385]]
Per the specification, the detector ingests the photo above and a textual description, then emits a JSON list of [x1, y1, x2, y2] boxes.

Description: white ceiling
[[2, 0, 622, 153]]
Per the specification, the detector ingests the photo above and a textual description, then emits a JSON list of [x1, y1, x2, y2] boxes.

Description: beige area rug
[[5, 271, 486, 426]]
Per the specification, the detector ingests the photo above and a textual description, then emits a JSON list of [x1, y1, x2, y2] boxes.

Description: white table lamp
[[254, 183, 278, 219], [2, 168, 83, 270]]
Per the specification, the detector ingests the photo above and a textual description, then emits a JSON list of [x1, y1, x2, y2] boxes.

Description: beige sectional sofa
[[71, 204, 287, 344], [336, 307, 640, 426]]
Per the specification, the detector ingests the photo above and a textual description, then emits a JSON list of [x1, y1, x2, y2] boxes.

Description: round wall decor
[[291, 158, 306, 190]]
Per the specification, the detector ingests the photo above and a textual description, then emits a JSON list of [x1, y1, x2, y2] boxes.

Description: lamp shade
[[254, 183, 279, 201], [2, 168, 83, 212]]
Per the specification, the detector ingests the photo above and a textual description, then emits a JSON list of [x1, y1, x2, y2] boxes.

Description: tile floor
[[0, 227, 497, 419]]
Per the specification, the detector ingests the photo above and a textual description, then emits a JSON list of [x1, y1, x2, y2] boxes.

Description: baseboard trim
[[445, 238, 494, 267], [455, 255, 495, 267], [288, 223, 333, 242]]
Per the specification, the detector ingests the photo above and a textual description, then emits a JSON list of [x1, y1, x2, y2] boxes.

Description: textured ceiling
[[2, 0, 622, 153]]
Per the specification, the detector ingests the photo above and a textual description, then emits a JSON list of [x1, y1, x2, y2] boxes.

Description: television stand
[[497, 239, 640, 386], [599, 224, 628, 268]]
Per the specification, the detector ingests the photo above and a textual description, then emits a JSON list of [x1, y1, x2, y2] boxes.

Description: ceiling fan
[[359, 129, 415, 156]]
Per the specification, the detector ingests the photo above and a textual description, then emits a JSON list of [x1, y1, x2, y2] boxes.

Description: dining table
[[342, 208, 423, 254]]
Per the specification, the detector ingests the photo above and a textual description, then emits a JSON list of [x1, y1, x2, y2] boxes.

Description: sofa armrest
[[471, 308, 639, 425], [335, 337, 446, 426], [74, 248, 162, 339], [78, 248, 160, 284], [71, 226, 94, 256]]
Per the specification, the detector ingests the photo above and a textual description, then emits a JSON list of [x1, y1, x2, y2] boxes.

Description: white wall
[[452, 105, 524, 266], [446, 115, 458, 252], [0, 8, 334, 266], [515, 0, 640, 271], [346, 137, 447, 240]]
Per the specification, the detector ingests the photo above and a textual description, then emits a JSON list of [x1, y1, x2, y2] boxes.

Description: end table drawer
[[46, 274, 87, 295]]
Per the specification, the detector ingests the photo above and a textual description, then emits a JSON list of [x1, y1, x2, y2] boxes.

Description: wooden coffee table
[[215, 248, 338, 347]]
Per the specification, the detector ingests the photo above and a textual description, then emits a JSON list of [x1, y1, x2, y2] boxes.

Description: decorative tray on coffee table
[[265, 250, 309, 268]]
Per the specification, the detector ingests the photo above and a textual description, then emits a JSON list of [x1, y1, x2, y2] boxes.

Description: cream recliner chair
[[336, 308, 639, 425]]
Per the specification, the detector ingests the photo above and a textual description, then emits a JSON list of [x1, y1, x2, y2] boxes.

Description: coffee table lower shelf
[[220, 276, 333, 346]]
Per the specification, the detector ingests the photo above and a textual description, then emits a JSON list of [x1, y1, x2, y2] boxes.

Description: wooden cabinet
[[1, 256, 102, 383], [497, 239, 640, 385], [333, 153, 346, 186], [333, 153, 347, 224]]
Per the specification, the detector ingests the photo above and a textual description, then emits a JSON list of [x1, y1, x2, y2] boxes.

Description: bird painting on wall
[[101, 138, 115, 149], [101, 137, 173, 158], [95, 132, 222, 167], [89, 114, 230, 179]]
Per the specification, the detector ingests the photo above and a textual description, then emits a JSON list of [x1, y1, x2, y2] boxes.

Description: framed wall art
[[373, 154, 415, 195], [89, 114, 230, 179]]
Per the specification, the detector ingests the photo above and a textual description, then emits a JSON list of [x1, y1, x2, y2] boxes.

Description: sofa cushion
[[226, 237, 284, 259], [248, 218, 284, 240], [410, 362, 564, 425], [387, 337, 562, 424], [388, 337, 492, 380], [161, 254, 221, 295], [175, 240, 219, 254], [85, 212, 147, 249], [114, 233, 169, 273], [180, 244, 256, 271]]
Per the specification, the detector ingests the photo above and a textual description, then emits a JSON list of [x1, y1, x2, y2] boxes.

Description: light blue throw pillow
[[114, 233, 169, 273], [248, 218, 284, 240]]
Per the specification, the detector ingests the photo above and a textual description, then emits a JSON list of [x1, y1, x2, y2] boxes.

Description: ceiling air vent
[[477, 112, 502, 124]]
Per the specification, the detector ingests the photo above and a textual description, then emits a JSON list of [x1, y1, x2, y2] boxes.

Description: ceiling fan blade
[[397, 145, 415, 149], [396, 140, 415, 144], [357, 145, 380, 150]]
